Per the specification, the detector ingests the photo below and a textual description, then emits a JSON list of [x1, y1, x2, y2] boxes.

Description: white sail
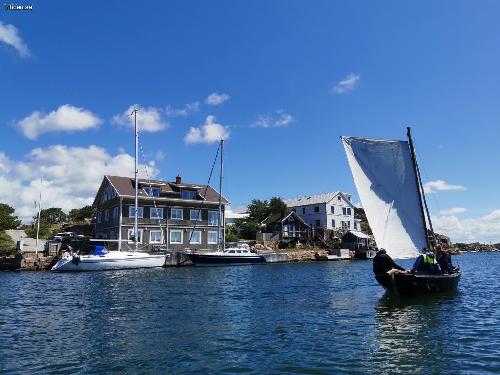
[[342, 136, 427, 259]]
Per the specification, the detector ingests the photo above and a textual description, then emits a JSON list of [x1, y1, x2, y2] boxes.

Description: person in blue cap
[[411, 247, 441, 275]]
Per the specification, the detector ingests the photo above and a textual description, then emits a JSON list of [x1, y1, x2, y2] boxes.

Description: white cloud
[[0, 21, 29, 57], [440, 207, 467, 215], [155, 151, 165, 161], [16, 105, 102, 140], [0, 146, 159, 222], [165, 101, 200, 117], [205, 92, 230, 106], [423, 180, 466, 193], [332, 73, 360, 94], [112, 104, 168, 132], [251, 110, 295, 128], [184, 115, 230, 145], [433, 210, 500, 243]]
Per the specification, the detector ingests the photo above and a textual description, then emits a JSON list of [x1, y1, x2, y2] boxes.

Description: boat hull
[[186, 253, 266, 266], [51, 252, 166, 271], [375, 271, 461, 295]]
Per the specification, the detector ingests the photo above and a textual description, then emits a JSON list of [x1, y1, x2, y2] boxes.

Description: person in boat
[[373, 248, 406, 275], [411, 248, 441, 275], [436, 245, 453, 274]]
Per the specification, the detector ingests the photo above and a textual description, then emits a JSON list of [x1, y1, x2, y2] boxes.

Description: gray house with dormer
[[93, 175, 228, 252]]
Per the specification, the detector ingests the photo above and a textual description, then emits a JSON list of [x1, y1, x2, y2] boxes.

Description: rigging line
[[414, 142, 442, 218], [138, 136, 164, 247], [188, 142, 221, 246]]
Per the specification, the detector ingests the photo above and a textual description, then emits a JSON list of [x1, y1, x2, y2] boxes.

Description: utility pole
[[131, 109, 139, 252]]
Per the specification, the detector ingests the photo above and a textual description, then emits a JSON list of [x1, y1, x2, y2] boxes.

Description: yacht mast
[[407, 127, 435, 250], [35, 177, 42, 255], [132, 109, 139, 252], [217, 139, 224, 251]]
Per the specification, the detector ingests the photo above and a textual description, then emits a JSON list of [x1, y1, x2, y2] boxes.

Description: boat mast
[[132, 109, 139, 252], [217, 139, 224, 251], [407, 127, 435, 250], [35, 176, 42, 255]]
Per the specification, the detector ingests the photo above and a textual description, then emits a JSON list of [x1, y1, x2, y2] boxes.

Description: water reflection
[[372, 291, 460, 374]]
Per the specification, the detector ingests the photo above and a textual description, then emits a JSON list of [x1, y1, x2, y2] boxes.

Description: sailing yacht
[[341, 128, 460, 294], [52, 110, 167, 271], [185, 140, 266, 266]]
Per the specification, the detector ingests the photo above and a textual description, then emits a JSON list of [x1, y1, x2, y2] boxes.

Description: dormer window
[[143, 187, 160, 197], [181, 189, 196, 200]]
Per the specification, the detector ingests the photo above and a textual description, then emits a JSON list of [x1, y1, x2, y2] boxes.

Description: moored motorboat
[[186, 244, 265, 266]]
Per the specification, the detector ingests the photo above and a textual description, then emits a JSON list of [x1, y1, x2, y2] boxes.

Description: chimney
[[175, 175, 182, 185]]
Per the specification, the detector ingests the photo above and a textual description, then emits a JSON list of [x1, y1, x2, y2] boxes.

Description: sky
[[2, 0, 500, 243]]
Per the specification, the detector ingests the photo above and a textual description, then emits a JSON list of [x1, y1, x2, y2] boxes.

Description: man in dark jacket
[[436, 246, 453, 274], [373, 249, 406, 276]]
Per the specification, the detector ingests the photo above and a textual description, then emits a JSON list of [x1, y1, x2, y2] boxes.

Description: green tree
[[68, 205, 95, 223], [225, 225, 239, 242], [247, 199, 269, 223], [0, 230, 15, 255], [40, 207, 67, 225], [354, 207, 372, 235], [268, 197, 288, 217], [25, 220, 52, 239], [0, 203, 21, 231], [235, 218, 261, 240]]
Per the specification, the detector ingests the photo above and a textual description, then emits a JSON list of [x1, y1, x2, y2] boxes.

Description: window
[[143, 187, 160, 197], [129, 206, 144, 218], [207, 231, 218, 244], [170, 208, 183, 220], [314, 206, 320, 213], [342, 207, 352, 216], [149, 230, 163, 244], [338, 196, 341, 201], [112, 207, 119, 220], [342, 221, 351, 229], [104, 209, 109, 222], [315, 219, 321, 227], [127, 229, 143, 243], [181, 189, 196, 200], [330, 206, 334, 214], [354, 222, 358, 230], [331, 219, 335, 228], [188, 230, 201, 244], [302, 207, 306, 214], [96, 212, 102, 223], [190, 209, 202, 221], [150, 207, 163, 219], [208, 211, 219, 226], [169, 230, 183, 244]]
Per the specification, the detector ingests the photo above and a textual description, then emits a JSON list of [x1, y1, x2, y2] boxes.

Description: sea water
[[0, 253, 498, 374]]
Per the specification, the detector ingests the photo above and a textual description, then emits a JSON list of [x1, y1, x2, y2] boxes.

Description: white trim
[[169, 229, 183, 244], [128, 206, 144, 218], [127, 228, 143, 243], [150, 207, 164, 219], [190, 209, 202, 221], [170, 207, 183, 220], [207, 231, 218, 244], [208, 210, 219, 226], [149, 229, 164, 244], [188, 230, 202, 244]]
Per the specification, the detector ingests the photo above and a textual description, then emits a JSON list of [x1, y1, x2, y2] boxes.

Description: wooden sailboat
[[341, 128, 461, 294]]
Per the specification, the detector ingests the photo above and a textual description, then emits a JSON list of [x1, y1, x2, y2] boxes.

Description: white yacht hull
[[51, 251, 166, 271]]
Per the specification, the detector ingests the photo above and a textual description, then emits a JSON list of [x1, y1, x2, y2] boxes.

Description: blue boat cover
[[92, 245, 108, 256]]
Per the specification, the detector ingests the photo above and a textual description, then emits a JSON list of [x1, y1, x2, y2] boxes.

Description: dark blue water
[[0, 253, 498, 374]]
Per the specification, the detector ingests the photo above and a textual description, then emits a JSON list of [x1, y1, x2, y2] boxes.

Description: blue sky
[[2, 1, 500, 242]]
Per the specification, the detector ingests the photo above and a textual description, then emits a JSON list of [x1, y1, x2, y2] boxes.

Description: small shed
[[259, 210, 313, 243], [342, 230, 370, 251]]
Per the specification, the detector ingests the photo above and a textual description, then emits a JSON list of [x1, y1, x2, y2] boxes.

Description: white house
[[283, 192, 360, 231]]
